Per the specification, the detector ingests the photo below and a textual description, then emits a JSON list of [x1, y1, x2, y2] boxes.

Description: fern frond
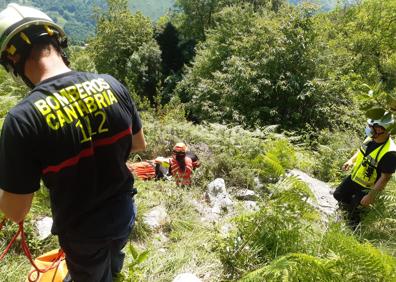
[[262, 153, 285, 176], [272, 176, 316, 202], [323, 228, 396, 280], [239, 253, 340, 282]]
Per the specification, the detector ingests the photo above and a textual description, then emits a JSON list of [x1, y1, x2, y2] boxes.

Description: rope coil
[[0, 217, 65, 282]]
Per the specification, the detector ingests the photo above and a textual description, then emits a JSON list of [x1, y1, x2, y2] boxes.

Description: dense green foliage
[[1, 104, 396, 281], [89, 0, 162, 106], [1, 0, 396, 281], [176, 4, 358, 133], [219, 172, 396, 281], [0, 69, 26, 128]]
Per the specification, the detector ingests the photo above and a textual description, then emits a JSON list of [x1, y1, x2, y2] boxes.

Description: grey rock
[[35, 217, 53, 240], [173, 273, 202, 282], [236, 189, 257, 201], [220, 223, 234, 236], [244, 201, 259, 211], [289, 169, 338, 220], [143, 205, 168, 230], [254, 176, 264, 189], [207, 178, 226, 196], [206, 178, 234, 213]]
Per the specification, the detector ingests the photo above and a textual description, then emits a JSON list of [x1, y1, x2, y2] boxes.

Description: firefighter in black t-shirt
[[0, 3, 146, 281], [334, 113, 396, 228]]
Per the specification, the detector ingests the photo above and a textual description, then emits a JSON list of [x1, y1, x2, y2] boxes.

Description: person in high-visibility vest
[[0, 3, 146, 281], [334, 113, 396, 228]]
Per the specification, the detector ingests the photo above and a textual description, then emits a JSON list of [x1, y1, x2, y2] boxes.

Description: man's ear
[[7, 53, 20, 65]]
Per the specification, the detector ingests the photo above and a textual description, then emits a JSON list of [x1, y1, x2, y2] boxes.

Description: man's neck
[[24, 48, 71, 85]]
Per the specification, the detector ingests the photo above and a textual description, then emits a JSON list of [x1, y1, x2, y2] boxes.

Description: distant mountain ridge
[[129, 0, 175, 20], [0, 0, 106, 44], [0, 0, 337, 43], [129, 0, 338, 18]]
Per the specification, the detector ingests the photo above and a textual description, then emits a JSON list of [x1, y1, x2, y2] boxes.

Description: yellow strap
[[44, 25, 54, 36], [20, 32, 31, 45], [6, 45, 16, 55]]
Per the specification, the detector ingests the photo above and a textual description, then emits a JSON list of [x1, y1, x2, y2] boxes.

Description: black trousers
[[59, 229, 131, 282], [58, 197, 137, 282], [333, 176, 369, 228]]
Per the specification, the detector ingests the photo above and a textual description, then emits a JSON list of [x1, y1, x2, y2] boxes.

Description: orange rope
[[0, 217, 64, 282]]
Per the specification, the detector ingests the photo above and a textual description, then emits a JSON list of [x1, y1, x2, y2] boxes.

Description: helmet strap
[[3, 36, 67, 89], [1, 25, 69, 88], [13, 50, 35, 88]]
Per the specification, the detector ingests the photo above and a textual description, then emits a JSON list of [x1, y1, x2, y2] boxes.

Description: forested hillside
[[129, 0, 175, 19], [0, 0, 106, 44], [0, 0, 338, 44], [1, 0, 396, 281]]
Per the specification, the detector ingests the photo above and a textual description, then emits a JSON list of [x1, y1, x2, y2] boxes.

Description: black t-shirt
[[364, 139, 396, 175], [0, 71, 142, 239]]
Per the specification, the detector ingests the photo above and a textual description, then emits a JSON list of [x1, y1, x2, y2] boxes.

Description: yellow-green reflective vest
[[351, 137, 396, 188]]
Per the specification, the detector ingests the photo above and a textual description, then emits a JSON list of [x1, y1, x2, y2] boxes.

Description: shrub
[[219, 176, 319, 280], [312, 129, 361, 183], [250, 136, 297, 183]]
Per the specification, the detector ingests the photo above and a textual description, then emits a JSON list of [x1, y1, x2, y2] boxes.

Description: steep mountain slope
[[129, 0, 175, 20], [0, 0, 337, 43], [0, 0, 106, 44]]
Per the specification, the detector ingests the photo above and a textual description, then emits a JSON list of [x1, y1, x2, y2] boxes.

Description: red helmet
[[173, 142, 187, 155]]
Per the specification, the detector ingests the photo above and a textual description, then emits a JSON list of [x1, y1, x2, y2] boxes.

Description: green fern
[[270, 176, 316, 201], [252, 152, 285, 183], [239, 253, 341, 282], [322, 227, 396, 281], [263, 137, 297, 170], [360, 184, 396, 243], [219, 176, 320, 279]]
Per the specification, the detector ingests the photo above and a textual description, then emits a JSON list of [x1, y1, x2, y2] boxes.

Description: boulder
[[143, 205, 168, 230], [207, 178, 226, 196], [35, 217, 53, 240], [289, 169, 338, 220], [254, 176, 264, 189], [206, 178, 234, 212], [190, 199, 221, 223]]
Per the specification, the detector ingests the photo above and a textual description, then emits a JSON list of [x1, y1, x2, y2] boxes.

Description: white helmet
[[367, 112, 394, 132], [0, 3, 67, 87]]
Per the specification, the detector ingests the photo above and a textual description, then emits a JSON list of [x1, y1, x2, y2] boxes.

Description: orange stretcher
[[127, 161, 156, 180]]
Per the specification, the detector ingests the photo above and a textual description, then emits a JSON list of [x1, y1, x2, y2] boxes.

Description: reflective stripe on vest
[[170, 157, 193, 185], [351, 137, 396, 188]]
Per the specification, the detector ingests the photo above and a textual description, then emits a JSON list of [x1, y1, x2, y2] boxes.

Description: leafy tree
[[68, 46, 97, 73], [156, 22, 184, 77], [174, 0, 286, 43], [155, 22, 186, 103], [314, 0, 396, 123], [176, 4, 356, 132], [89, 0, 161, 105], [175, 0, 219, 42], [221, 0, 286, 11]]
